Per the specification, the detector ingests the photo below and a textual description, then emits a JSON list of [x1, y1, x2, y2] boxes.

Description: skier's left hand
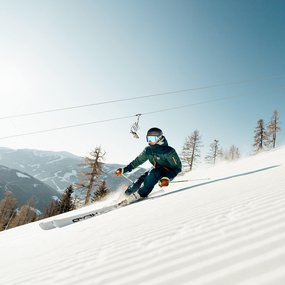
[[159, 177, 170, 187]]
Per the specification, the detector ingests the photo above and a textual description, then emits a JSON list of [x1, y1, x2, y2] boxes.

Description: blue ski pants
[[125, 167, 172, 198]]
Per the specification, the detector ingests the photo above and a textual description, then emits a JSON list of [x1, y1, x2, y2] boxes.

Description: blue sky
[[0, 0, 284, 164]]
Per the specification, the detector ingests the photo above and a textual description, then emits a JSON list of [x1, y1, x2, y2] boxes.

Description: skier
[[115, 127, 182, 205]]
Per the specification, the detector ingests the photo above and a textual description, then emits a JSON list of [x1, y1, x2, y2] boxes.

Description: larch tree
[[0, 192, 18, 231], [224, 145, 241, 161], [180, 130, 202, 172], [205, 139, 223, 165], [79, 146, 106, 205], [267, 110, 281, 149], [42, 199, 60, 219], [9, 199, 37, 229], [253, 119, 268, 153]]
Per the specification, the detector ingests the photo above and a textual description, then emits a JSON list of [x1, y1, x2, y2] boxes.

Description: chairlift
[[130, 114, 141, 139]]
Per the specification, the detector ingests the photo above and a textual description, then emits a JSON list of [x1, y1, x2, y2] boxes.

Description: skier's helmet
[[146, 127, 163, 143]]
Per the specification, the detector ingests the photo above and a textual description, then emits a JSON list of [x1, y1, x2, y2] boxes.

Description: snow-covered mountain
[[0, 147, 85, 192], [1, 146, 285, 284], [0, 147, 146, 193], [0, 165, 60, 212]]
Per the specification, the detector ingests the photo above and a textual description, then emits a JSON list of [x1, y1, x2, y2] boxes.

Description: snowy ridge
[[1, 147, 285, 284]]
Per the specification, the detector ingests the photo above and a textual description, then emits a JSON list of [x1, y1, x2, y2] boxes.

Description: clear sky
[[0, 0, 284, 164]]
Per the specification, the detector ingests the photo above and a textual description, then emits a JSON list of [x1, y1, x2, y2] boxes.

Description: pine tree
[[180, 130, 202, 171], [58, 185, 75, 213], [267, 110, 281, 149], [205, 139, 223, 165], [253, 119, 268, 153], [224, 145, 240, 161], [40, 186, 75, 219], [0, 192, 18, 231], [92, 180, 109, 202]]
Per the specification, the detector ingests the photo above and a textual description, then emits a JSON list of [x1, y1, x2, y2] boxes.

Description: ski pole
[[121, 173, 134, 183], [110, 168, 133, 182], [170, 178, 211, 183]]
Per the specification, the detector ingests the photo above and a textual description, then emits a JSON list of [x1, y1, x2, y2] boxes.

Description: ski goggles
[[146, 135, 161, 143]]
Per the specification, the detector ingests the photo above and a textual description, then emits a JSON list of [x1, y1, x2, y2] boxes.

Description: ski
[[39, 220, 56, 230], [39, 203, 122, 230], [39, 189, 165, 230]]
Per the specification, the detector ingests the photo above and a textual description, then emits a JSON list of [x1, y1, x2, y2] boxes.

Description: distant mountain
[[0, 165, 60, 212], [0, 147, 146, 195], [0, 148, 83, 192]]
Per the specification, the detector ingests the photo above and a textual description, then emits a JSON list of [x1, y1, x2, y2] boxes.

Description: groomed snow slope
[[1, 146, 285, 285]]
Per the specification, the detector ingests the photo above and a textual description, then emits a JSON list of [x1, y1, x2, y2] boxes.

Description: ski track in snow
[[1, 147, 285, 284]]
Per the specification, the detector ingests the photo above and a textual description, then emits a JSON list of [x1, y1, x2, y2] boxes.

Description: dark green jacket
[[124, 137, 182, 180]]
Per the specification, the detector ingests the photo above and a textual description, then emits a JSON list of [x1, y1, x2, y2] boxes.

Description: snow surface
[[1, 147, 285, 285], [16, 172, 31, 179]]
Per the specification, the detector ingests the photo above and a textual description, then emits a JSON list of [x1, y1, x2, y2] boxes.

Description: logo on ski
[[72, 213, 98, 223]]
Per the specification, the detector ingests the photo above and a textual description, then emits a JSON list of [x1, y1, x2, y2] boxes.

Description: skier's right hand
[[115, 168, 123, 176]]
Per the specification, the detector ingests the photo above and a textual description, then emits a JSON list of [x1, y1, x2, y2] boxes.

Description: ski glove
[[115, 168, 124, 176], [159, 177, 170, 187]]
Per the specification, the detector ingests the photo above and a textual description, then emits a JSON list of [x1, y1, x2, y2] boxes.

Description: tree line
[[0, 185, 77, 231], [180, 110, 281, 172]]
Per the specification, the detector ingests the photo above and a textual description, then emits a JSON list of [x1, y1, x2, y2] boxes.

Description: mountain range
[[0, 165, 60, 212]]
